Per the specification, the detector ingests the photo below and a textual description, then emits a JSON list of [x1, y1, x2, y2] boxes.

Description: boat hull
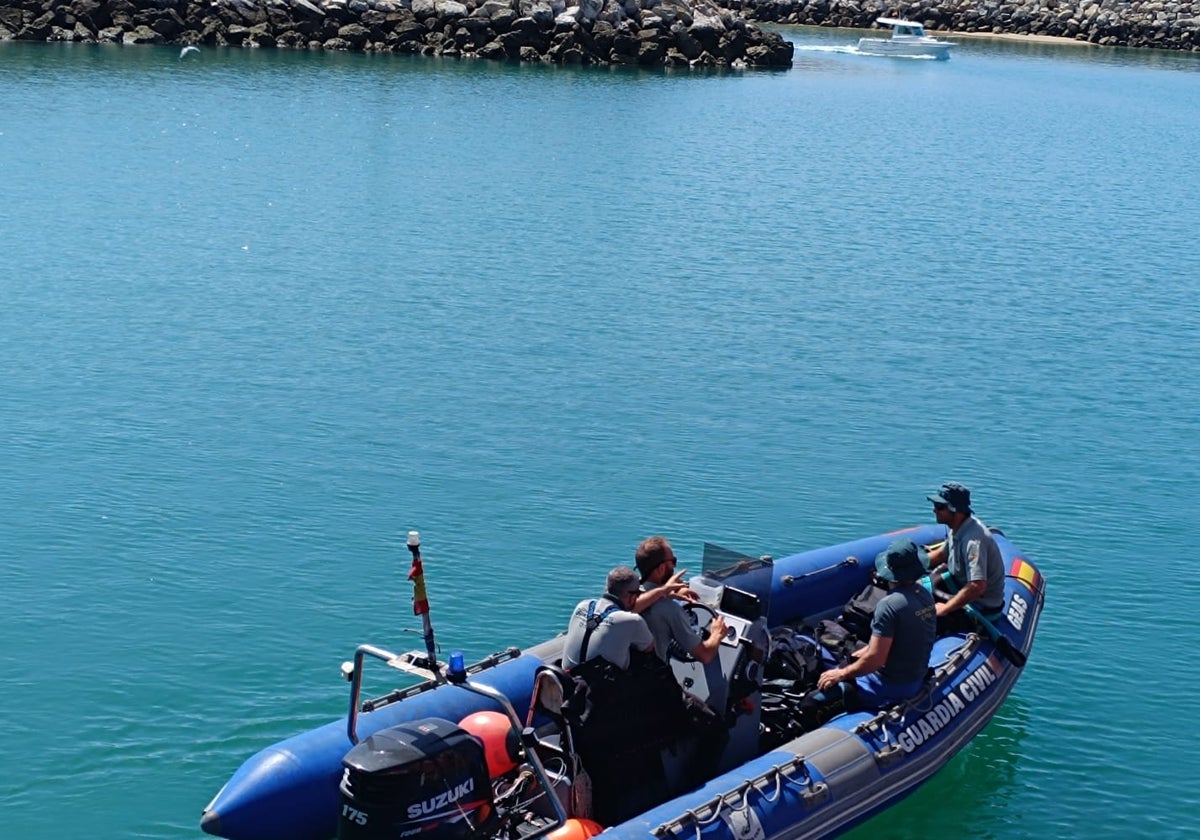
[[202, 524, 1044, 840], [856, 37, 952, 59], [200, 654, 547, 840]]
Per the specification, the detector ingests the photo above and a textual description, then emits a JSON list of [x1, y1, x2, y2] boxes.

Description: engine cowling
[[338, 718, 495, 840]]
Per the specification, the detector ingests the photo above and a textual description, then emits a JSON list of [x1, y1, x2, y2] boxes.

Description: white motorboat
[[857, 17, 954, 59]]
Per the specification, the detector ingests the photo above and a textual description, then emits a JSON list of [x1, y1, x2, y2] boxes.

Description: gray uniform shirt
[[946, 515, 1006, 613], [872, 585, 937, 684], [641, 582, 703, 663], [561, 596, 653, 671]]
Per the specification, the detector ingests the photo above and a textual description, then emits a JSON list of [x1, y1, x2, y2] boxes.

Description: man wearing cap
[[635, 536, 727, 665], [562, 566, 655, 671], [810, 539, 937, 718], [925, 482, 1006, 634]]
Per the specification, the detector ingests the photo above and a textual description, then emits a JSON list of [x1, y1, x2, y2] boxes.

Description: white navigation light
[[407, 530, 421, 547]]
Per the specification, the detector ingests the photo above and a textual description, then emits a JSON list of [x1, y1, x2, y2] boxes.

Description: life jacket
[[577, 599, 621, 665]]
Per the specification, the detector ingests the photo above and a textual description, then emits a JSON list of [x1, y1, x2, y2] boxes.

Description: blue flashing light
[[448, 650, 467, 683]]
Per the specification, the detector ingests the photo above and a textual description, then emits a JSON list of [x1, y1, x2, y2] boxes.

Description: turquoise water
[[2, 31, 1199, 839]]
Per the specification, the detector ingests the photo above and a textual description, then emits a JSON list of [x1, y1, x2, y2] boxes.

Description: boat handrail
[[852, 634, 980, 741], [449, 676, 571, 837], [342, 644, 523, 743], [780, 555, 858, 586], [339, 644, 568, 840], [846, 635, 980, 767], [650, 755, 831, 839]]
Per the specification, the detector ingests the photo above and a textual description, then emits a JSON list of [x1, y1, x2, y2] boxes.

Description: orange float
[[458, 711, 520, 777]]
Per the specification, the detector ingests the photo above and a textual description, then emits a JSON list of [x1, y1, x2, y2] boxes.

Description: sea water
[[1, 31, 1198, 839]]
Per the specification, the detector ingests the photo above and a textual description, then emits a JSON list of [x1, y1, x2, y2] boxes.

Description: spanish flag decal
[[1010, 557, 1044, 595]]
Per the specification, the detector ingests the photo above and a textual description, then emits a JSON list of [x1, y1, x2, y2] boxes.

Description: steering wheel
[[670, 602, 721, 662]]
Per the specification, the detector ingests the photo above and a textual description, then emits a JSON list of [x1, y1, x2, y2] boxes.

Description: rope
[[758, 768, 785, 804], [654, 757, 819, 840]]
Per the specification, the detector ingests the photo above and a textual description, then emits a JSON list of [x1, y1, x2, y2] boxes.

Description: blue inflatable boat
[[201, 524, 1045, 840]]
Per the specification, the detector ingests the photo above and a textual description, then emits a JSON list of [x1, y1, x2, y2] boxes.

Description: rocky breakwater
[[0, 0, 795, 66], [725, 0, 1200, 50]]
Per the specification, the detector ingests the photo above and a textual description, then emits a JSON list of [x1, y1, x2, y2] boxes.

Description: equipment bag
[[815, 619, 864, 667], [765, 627, 822, 685], [841, 579, 888, 642]]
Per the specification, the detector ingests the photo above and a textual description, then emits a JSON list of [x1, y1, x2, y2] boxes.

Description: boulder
[[687, 9, 723, 49], [338, 21, 371, 42], [435, 0, 468, 20], [25, 11, 54, 38], [455, 13, 493, 41], [637, 33, 664, 62], [477, 36, 506, 55], [0, 0, 804, 64], [528, 1, 554, 24], [387, 18, 427, 42], [488, 7, 516, 30], [122, 23, 163, 41], [0, 7, 22, 30], [672, 20, 701, 56]]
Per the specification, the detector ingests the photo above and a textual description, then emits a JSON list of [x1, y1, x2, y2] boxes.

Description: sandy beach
[[942, 29, 1099, 46]]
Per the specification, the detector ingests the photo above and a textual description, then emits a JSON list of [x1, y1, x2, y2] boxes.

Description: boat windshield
[[699, 542, 773, 621]]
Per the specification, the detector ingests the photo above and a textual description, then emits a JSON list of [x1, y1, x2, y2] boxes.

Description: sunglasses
[[932, 502, 949, 511]]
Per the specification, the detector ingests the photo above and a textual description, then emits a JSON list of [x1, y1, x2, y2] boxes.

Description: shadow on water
[[842, 695, 1032, 839], [0, 38, 789, 86]]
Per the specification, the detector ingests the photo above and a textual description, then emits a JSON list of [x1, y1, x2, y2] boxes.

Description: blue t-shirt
[[871, 585, 937, 684]]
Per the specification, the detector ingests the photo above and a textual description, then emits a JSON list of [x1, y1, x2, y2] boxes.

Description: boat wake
[[794, 44, 943, 60], [794, 44, 859, 55], [854, 48, 944, 60]]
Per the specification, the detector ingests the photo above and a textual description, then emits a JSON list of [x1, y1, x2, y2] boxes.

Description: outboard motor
[[339, 717, 496, 840]]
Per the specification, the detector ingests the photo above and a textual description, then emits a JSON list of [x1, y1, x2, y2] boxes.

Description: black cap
[[927, 482, 972, 514]]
